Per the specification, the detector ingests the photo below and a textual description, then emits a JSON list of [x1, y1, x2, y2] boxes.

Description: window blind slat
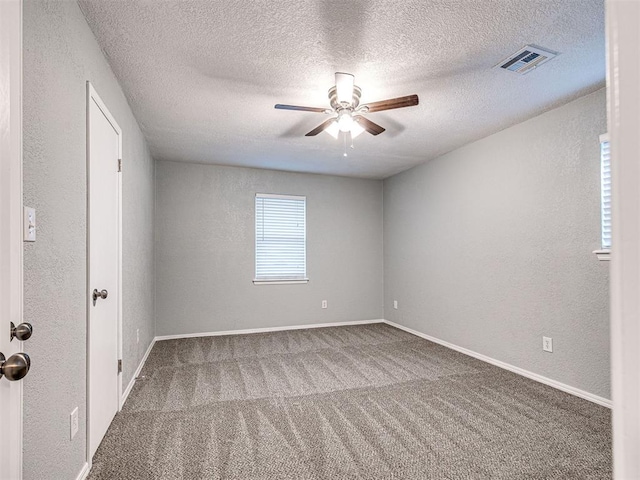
[[255, 194, 306, 280]]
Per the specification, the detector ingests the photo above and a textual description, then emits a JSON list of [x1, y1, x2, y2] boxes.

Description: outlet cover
[[543, 336, 553, 353], [321, 300, 327, 309], [70, 407, 79, 440], [137, 329, 140, 344], [393, 300, 398, 310]]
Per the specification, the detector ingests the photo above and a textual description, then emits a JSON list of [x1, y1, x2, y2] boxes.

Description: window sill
[[253, 279, 309, 285], [593, 249, 611, 261]]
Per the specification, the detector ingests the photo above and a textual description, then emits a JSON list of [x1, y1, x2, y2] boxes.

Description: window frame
[[253, 193, 308, 285]]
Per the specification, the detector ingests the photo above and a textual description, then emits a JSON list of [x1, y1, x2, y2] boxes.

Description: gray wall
[[22, 1, 155, 479], [155, 161, 383, 336], [383, 88, 610, 399]]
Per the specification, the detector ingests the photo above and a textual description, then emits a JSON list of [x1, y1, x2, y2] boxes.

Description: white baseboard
[[383, 320, 612, 409], [154, 319, 385, 341], [75, 462, 90, 480], [120, 338, 156, 408]]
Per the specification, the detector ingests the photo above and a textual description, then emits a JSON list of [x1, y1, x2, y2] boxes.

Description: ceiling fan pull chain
[[343, 132, 348, 157]]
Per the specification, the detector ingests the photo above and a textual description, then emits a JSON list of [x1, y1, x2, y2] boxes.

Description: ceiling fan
[[275, 72, 419, 140]]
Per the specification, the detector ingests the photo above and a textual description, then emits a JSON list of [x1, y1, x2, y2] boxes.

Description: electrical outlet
[[393, 300, 398, 310], [70, 407, 78, 440], [137, 329, 140, 344], [321, 300, 327, 309], [543, 336, 553, 353]]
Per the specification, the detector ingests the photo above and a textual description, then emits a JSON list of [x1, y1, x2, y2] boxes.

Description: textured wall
[[121, 128, 155, 386], [155, 161, 383, 336], [22, 1, 155, 479], [384, 88, 610, 399]]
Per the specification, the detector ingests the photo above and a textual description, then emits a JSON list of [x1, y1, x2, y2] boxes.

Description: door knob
[[92, 289, 108, 306], [10, 322, 33, 342], [0, 352, 31, 381]]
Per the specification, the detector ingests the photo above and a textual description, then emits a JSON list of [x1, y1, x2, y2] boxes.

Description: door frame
[[0, 0, 24, 478], [607, 1, 640, 478], [85, 82, 123, 468], [0, 2, 632, 479]]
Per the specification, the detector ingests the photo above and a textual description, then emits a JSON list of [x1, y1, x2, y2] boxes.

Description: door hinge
[[117, 158, 122, 172], [118, 359, 122, 374]]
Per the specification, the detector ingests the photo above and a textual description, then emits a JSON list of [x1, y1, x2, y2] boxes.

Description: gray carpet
[[88, 323, 611, 479]]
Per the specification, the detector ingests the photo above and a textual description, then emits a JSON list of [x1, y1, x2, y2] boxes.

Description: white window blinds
[[255, 194, 306, 281], [600, 136, 611, 249]]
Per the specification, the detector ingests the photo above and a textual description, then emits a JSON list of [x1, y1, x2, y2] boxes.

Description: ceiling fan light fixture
[[325, 120, 340, 139], [350, 121, 365, 138], [337, 112, 353, 132]]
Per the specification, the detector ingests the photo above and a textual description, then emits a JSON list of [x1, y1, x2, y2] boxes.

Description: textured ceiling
[[78, 0, 605, 179]]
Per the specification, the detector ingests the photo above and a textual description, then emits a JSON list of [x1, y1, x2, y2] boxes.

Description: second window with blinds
[[600, 134, 611, 250], [254, 193, 308, 284]]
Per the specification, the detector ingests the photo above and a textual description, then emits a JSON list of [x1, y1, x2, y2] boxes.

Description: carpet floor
[[88, 323, 611, 479]]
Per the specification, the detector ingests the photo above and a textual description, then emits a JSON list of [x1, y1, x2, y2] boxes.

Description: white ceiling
[[78, 0, 605, 179]]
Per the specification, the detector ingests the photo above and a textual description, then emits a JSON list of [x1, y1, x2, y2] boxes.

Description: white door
[[87, 84, 122, 459], [1, 1, 26, 479]]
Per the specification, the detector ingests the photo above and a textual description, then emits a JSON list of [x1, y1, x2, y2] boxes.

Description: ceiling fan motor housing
[[328, 85, 362, 110]]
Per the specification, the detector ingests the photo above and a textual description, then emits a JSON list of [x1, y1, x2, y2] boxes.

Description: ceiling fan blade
[[354, 116, 385, 136], [305, 118, 337, 136], [362, 94, 419, 113], [335, 72, 355, 104], [275, 104, 327, 113]]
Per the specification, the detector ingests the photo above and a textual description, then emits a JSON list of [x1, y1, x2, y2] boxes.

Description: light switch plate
[[23, 206, 36, 242]]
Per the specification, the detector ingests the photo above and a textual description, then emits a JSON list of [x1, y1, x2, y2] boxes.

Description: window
[[254, 193, 307, 284], [600, 134, 611, 249]]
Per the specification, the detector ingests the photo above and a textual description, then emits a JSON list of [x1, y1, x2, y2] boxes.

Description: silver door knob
[[0, 352, 31, 381], [10, 322, 33, 342], [92, 289, 108, 306]]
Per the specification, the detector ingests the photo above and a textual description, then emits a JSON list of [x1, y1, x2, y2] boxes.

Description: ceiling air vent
[[495, 45, 558, 75]]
